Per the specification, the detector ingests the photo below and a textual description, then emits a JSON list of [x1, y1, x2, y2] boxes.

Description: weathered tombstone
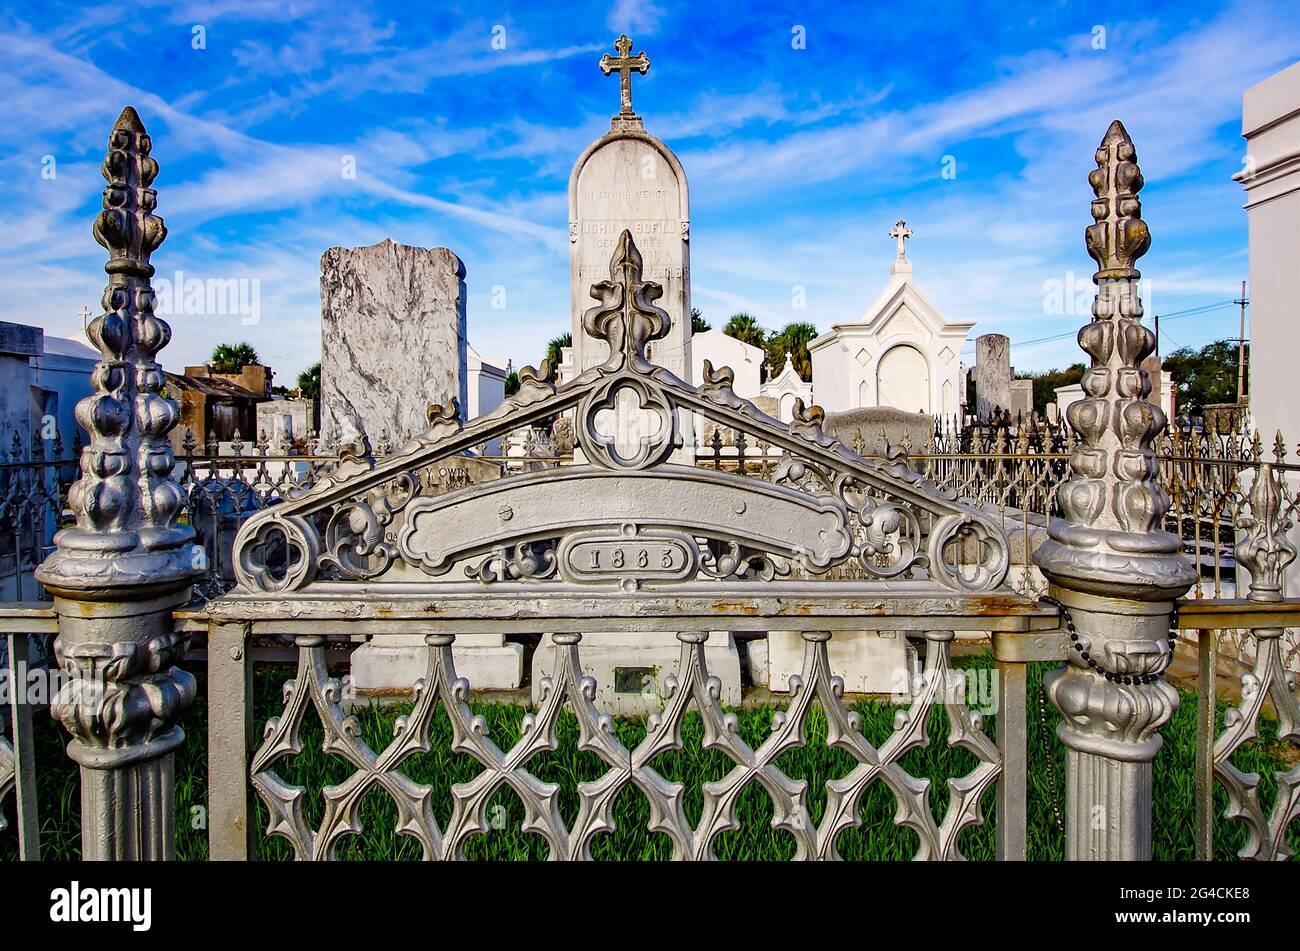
[[568, 36, 691, 397], [975, 333, 1011, 422], [256, 398, 312, 451], [823, 406, 932, 455], [320, 238, 467, 447], [766, 631, 913, 695], [1009, 378, 1033, 421]]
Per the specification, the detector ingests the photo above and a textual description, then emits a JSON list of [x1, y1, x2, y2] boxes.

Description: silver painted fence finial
[[1034, 120, 1196, 860], [38, 106, 200, 592], [1035, 119, 1194, 597], [35, 106, 203, 860]]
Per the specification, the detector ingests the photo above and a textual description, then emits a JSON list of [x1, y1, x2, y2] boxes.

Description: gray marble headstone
[[1009, 379, 1033, 421], [975, 333, 1011, 422], [320, 239, 467, 447]]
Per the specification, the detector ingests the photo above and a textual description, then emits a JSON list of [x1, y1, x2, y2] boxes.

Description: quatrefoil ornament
[[233, 513, 320, 592], [580, 377, 676, 470]]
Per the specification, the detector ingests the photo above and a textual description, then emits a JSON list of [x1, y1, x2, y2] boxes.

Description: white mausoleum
[[760, 353, 813, 422], [809, 222, 973, 418]]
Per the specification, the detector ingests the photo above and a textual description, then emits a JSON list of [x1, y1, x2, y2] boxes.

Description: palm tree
[[691, 307, 710, 334], [545, 333, 572, 369], [723, 313, 767, 350], [210, 342, 260, 373], [297, 362, 321, 400], [767, 321, 818, 381], [723, 312, 770, 381]]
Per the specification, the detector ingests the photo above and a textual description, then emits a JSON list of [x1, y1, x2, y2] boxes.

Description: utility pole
[[1235, 280, 1249, 404]]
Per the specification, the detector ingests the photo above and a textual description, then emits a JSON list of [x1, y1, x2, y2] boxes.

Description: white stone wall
[[689, 330, 763, 396], [1238, 61, 1300, 449]]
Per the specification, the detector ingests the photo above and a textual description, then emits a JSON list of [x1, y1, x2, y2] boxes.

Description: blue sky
[[2, 0, 1296, 384]]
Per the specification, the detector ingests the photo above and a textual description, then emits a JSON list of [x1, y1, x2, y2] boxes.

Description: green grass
[[3, 654, 1296, 860]]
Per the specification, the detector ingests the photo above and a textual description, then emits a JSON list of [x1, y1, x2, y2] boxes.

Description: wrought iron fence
[[3, 416, 1294, 613], [1, 107, 1296, 864], [0, 429, 80, 603]]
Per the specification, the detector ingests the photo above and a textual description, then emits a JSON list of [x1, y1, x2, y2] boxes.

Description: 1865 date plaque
[[557, 525, 697, 587]]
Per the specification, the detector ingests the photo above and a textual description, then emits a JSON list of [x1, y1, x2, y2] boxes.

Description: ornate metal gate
[[194, 229, 1057, 860]]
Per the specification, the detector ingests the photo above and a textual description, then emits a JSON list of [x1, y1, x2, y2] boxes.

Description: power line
[[959, 299, 1239, 355]]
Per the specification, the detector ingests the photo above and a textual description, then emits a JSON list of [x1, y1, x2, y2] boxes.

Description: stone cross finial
[[600, 34, 649, 117], [889, 220, 913, 259]]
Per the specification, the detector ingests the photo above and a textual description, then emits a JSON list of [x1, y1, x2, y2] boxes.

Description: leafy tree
[[504, 370, 520, 396], [296, 362, 321, 400], [691, 307, 710, 334], [545, 333, 572, 369], [767, 321, 818, 381], [210, 342, 260, 373], [1163, 339, 1247, 418], [1015, 363, 1086, 418]]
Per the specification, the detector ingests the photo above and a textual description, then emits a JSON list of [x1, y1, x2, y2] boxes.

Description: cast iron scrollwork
[[318, 474, 418, 582], [697, 538, 790, 582], [855, 496, 927, 579], [233, 512, 321, 593], [928, 514, 1009, 593], [466, 541, 559, 583]]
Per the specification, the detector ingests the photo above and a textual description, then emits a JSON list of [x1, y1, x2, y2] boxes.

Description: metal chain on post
[[1035, 601, 1182, 843], [1035, 682, 1066, 837]]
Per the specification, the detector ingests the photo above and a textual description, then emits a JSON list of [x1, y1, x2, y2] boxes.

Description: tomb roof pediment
[[813, 273, 974, 353]]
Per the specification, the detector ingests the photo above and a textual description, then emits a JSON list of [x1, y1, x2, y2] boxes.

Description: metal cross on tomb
[[601, 34, 650, 117], [889, 220, 913, 259]]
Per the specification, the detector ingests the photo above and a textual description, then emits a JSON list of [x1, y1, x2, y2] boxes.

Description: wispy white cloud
[[607, 0, 665, 37]]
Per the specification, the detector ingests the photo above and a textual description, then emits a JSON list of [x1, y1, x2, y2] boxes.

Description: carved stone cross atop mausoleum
[[889, 219, 913, 259], [600, 34, 650, 117]]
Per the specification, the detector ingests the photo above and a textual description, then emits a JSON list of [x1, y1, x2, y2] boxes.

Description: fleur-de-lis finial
[[1235, 463, 1297, 602], [581, 230, 670, 373]]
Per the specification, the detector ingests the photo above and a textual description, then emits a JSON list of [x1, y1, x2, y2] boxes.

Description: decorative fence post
[[35, 107, 203, 860], [1033, 121, 1197, 859]]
